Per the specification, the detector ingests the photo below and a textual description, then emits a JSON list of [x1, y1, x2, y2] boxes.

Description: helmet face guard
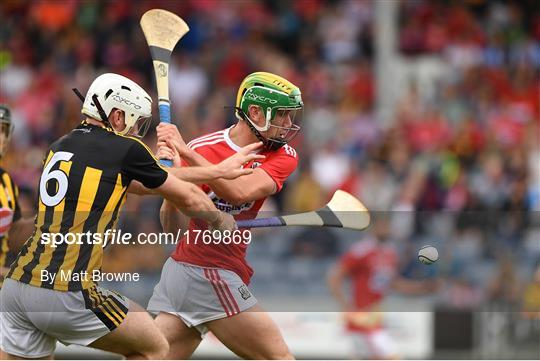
[[235, 72, 303, 151], [263, 125, 301, 150], [236, 105, 302, 151], [260, 108, 302, 151], [126, 115, 152, 138]]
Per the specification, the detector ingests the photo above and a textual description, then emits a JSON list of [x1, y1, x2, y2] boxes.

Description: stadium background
[[0, 0, 539, 359]]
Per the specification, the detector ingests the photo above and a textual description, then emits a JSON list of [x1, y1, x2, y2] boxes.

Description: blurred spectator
[[289, 228, 340, 259], [487, 256, 522, 307], [285, 164, 325, 212], [169, 55, 209, 111], [441, 274, 484, 310], [522, 264, 540, 318]]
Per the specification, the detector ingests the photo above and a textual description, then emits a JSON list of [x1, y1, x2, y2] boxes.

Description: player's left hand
[[216, 142, 265, 180]]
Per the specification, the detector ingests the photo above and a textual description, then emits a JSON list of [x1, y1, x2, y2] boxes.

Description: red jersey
[[341, 238, 398, 310], [171, 127, 298, 284], [341, 238, 398, 332]]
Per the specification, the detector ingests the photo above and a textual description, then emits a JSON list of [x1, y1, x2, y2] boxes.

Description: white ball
[[418, 245, 439, 265]]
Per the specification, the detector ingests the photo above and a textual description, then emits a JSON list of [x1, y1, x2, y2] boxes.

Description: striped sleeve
[[122, 140, 168, 189]]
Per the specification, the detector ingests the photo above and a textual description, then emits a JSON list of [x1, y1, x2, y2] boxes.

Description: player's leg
[[206, 304, 293, 360], [364, 329, 399, 360], [154, 312, 201, 359], [148, 260, 287, 359], [147, 259, 203, 359], [88, 301, 169, 359], [0, 279, 57, 359], [147, 258, 202, 359]]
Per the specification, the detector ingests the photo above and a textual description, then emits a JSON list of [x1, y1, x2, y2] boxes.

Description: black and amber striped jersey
[[8, 121, 168, 291], [0, 167, 21, 287]]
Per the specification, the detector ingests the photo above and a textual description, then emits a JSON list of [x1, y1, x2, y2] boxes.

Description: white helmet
[[81, 73, 153, 137]]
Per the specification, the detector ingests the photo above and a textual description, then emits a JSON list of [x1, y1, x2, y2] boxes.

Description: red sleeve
[[259, 145, 298, 192], [180, 147, 202, 167], [182, 144, 219, 167]]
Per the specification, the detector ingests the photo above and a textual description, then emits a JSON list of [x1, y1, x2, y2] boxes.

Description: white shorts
[[0, 278, 129, 358], [349, 329, 397, 359], [147, 258, 257, 335]]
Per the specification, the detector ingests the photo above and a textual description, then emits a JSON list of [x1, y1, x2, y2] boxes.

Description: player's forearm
[[8, 217, 35, 251], [159, 177, 223, 226], [173, 187, 222, 224], [208, 177, 247, 203], [183, 148, 274, 204], [160, 200, 190, 233], [168, 165, 222, 184], [180, 148, 248, 201]]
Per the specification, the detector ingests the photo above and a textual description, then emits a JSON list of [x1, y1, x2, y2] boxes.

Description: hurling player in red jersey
[[328, 216, 438, 359], [148, 72, 302, 359]]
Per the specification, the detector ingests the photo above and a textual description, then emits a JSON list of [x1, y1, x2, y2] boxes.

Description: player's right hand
[[157, 138, 181, 167], [209, 212, 237, 234], [216, 142, 265, 180], [156, 123, 189, 156]]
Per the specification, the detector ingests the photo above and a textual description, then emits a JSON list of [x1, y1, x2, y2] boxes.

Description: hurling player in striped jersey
[[150, 72, 302, 359], [0, 105, 35, 287]]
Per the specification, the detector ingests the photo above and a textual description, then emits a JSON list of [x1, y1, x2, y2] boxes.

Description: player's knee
[[153, 336, 170, 360], [142, 333, 169, 360]]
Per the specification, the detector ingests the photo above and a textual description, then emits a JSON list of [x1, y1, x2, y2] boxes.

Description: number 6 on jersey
[[140, 9, 189, 167], [39, 151, 74, 207]]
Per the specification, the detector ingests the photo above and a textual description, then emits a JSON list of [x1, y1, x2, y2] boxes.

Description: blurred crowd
[[0, 0, 539, 311]]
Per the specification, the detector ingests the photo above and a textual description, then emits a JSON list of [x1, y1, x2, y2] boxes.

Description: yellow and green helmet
[[235, 72, 303, 150]]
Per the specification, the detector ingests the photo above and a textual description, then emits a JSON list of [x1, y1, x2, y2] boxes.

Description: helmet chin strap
[[234, 107, 285, 151], [73, 88, 114, 129], [92, 94, 110, 124]]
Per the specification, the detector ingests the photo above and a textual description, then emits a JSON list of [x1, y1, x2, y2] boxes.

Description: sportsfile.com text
[[40, 229, 252, 248]]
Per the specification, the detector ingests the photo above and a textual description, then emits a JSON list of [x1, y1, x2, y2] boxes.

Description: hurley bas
[[41, 270, 140, 284]]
